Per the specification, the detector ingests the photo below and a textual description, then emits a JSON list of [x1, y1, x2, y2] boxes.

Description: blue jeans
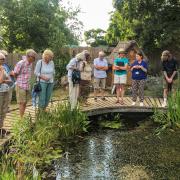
[[38, 82, 54, 108]]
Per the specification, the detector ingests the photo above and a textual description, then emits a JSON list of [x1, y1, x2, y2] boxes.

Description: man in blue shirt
[[93, 51, 108, 101], [113, 48, 129, 104]]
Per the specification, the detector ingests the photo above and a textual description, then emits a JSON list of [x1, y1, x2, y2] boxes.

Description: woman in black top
[[161, 50, 178, 107]]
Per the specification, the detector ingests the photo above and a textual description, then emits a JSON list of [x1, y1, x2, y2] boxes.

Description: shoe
[[94, 97, 97, 102], [132, 102, 136, 106], [120, 100, 124, 105], [115, 100, 120, 104], [101, 97, 107, 101], [139, 102, 144, 107]]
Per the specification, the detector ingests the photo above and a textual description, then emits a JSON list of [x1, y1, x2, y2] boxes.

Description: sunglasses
[[0, 58, 5, 60], [28, 55, 35, 59]]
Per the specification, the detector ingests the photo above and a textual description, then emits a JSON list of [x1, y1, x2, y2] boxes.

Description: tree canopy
[[0, 0, 81, 52], [84, 28, 107, 47], [106, 0, 180, 51]]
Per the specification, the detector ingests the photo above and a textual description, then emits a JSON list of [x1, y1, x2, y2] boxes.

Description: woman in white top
[[34, 49, 55, 109]]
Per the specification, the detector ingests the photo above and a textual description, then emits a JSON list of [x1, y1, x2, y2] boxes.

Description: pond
[[44, 117, 180, 180]]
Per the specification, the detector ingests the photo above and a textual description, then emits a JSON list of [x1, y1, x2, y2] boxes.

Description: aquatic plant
[[51, 102, 89, 139], [98, 114, 122, 129], [152, 90, 180, 133], [0, 102, 88, 179]]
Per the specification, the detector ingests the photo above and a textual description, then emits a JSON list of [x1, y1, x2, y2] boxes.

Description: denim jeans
[[38, 82, 54, 108]]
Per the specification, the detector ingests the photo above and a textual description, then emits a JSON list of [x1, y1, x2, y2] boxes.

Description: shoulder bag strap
[[38, 60, 43, 82]]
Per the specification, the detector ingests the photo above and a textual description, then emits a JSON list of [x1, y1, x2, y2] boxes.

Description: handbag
[[33, 82, 42, 92], [72, 69, 81, 85], [33, 61, 42, 93], [72, 61, 81, 85]]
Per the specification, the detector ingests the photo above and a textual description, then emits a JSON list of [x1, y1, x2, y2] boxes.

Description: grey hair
[[76, 52, 85, 60], [99, 51, 105, 56], [26, 49, 37, 57]]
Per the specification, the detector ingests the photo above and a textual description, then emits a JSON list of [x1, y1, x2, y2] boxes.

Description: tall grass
[[152, 90, 180, 133], [0, 103, 89, 179]]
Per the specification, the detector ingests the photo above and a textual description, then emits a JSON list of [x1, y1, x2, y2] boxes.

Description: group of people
[[0, 47, 178, 135], [0, 49, 55, 136], [66, 48, 148, 109], [67, 48, 178, 109]]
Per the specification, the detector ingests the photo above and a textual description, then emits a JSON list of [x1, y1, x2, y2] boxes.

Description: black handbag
[[33, 82, 42, 92], [72, 62, 81, 85], [33, 61, 42, 93], [72, 69, 81, 85]]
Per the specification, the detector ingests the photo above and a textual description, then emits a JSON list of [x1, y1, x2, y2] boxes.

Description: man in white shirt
[[93, 51, 108, 101]]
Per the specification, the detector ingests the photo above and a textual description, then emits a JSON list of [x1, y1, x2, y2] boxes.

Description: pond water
[[45, 119, 180, 180]]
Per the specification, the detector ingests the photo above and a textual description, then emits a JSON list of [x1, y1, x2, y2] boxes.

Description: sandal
[[101, 97, 107, 101], [115, 100, 120, 104], [120, 100, 124, 105]]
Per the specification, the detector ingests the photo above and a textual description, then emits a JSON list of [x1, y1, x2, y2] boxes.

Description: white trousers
[[68, 78, 79, 110]]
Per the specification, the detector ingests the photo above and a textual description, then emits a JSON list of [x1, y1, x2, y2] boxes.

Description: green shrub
[[1, 102, 88, 179], [152, 90, 180, 133]]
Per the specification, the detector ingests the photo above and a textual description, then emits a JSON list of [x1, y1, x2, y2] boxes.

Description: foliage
[[152, 90, 180, 133], [51, 103, 89, 138], [0, 103, 88, 178], [84, 28, 107, 47], [105, 10, 135, 46], [53, 48, 71, 87], [98, 114, 122, 129], [107, 0, 180, 51], [99, 120, 122, 129], [0, 0, 80, 52], [145, 75, 163, 97]]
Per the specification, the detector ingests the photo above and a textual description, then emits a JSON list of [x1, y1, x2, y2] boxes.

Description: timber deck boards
[[0, 96, 166, 148]]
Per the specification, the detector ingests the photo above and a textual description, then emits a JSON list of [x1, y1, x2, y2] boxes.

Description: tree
[[105, 10, 135, 46], [107, 0, 180, 51], [84, 28, 107, 47], [0, 0, 80, 52]]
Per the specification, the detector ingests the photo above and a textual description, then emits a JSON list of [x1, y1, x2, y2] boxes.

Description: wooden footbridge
[[0, 96, 166, 147]]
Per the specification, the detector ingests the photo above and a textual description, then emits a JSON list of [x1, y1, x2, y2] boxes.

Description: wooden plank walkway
[[0, 96, 166, 147], [83, 96, 166, 116]]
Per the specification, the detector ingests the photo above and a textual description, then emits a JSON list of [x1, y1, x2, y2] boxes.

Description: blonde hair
[[161, 50, 171, 61], [0, 52, 5, 59], [42, 49, 54, 59], [0, 50, 8, 56]]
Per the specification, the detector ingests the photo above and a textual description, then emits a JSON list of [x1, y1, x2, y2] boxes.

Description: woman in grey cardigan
[[34, 49, 55, 109], [0, 52, 11, 136]]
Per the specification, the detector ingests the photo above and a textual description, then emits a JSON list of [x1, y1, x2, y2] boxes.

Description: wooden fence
[[4, 47, 180, 74], [5, 47, 114, 68]]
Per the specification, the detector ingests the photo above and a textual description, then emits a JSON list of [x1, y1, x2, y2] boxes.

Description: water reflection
[[55, 129, 180, 179], [56, 133, 115, 179]]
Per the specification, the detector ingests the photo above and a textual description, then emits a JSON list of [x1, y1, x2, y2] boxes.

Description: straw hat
[[76, 52, 85, 60]]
